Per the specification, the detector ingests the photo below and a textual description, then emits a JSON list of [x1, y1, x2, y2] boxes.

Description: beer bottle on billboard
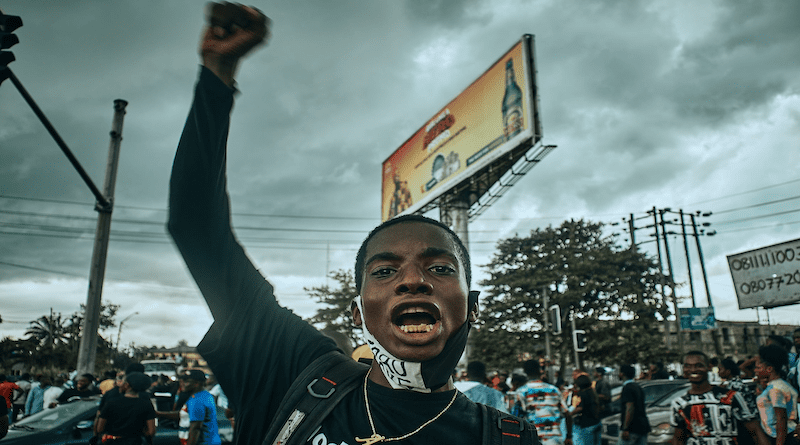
[[502, 59, 523, 140]]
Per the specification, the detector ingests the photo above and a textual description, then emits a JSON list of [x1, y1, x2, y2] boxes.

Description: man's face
[[718, 367, 731, 380], [682, 355, 708, 384], [181, 379, 202, 394], [353, 222, 471, 362], [754, 356, 772, 380], [76, 377, 89, 390], [115, 373, 125, 387], [794, 332, 800, 349]]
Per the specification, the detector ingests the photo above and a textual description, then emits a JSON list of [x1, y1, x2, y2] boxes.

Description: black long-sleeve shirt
[[168, 68, 492, 445]]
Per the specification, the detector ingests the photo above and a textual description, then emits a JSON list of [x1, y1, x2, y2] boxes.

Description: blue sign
[[679, 307, 716, 330]]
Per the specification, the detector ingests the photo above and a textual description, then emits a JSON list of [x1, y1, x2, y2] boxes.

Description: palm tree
[[25, 309, 67, 349]]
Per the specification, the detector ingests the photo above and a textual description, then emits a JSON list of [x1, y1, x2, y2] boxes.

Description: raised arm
[[167, 3, 269, 323]]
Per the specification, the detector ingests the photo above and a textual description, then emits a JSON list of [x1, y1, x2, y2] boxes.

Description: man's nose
[[395, 267, 432, 295]]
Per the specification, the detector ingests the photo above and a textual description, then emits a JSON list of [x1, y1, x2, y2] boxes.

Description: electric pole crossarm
[[5, 68, 110, 209]]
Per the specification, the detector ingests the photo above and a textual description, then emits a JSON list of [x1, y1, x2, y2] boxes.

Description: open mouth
[[393, 303, 440, 335]]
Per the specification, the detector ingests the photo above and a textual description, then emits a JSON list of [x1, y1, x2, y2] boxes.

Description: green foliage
[[306, 269, 361, 349], [473, 219, 672, 370], [14, 303, 121, 372]]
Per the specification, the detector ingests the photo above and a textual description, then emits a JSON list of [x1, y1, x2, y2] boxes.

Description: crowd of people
[[451, 329, 799, 445], [0, 363, 231, 444]]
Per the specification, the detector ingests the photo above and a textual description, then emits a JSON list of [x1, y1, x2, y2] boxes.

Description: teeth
[[400, 324, 434, 333]]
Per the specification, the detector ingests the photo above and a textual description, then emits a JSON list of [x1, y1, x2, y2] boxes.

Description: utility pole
[[690, 213, 713, 307], [76, 99, 128, 376], [651, 208, 671, 348], [627, 213, 636, 249], [658, 208, 683, 355], [679, 210, 697, 307]]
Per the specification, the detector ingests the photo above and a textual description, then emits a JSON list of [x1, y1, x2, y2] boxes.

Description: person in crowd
[[98, 371, 118, 395], [671, 350, 766, 445], [593, 367, 611, 417], [43, 376, 64, 409], [648, 362, 670, 380], [0, 374, 20, 424], [516, 359, 571, 445], [720, 357, 760, 445], [94, 363, 148, 438], [618, 365, 650, 445], [165, 3, 537, 444], [157, 370, 221, 445], [10, 372, 30, 422], [454, 361, 508, 413], [789, 328, 800, 393], [25, 375, 50, 416], [206, 375, 229, 418], [507, 373, 528, 417], [755, 344, 798, 445], [742, 358, 758, 380], [571, 374, 601, 445], [565, 369, 588, 412], [0, 399, 8, 439], [57, 373, 100, 404], [95, 372, 156, 445], [709, 357, 722, 384]]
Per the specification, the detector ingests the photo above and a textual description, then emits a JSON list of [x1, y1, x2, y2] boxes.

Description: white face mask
[[354, 294, 475, 393]]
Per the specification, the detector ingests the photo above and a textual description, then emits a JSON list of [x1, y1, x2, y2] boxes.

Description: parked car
[[2, 396, 232, 444], [601, 381, 691, 445], [603, 379, 689, 418]]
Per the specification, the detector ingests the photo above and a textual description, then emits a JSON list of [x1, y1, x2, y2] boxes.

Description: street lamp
[[115, 312, 139, 352]]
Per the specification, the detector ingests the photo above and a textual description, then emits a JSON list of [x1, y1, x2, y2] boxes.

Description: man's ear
[[351, 297, 362, 327], [468, 290, 480, 323]]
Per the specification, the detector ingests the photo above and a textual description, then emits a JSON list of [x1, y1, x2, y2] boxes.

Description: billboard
[[679, 307, 716, 331], [727, 237, 800, 309], [381, 35, 540, 221]]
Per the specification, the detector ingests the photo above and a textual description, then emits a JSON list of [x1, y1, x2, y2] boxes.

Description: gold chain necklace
[[355, 369, 458, 444]]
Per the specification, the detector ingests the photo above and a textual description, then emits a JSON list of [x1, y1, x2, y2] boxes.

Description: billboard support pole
[[440, 198, 470, 250]]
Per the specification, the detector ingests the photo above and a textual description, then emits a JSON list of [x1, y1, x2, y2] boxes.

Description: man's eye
[[370, 267, 395, 277], [430, 265, 455, 275]]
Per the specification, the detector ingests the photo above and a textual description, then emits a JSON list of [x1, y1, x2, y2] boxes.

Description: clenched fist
[[200, 2, 270, 86]]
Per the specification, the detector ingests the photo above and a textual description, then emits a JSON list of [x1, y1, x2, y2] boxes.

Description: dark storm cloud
[[2, 0, 799, 345]]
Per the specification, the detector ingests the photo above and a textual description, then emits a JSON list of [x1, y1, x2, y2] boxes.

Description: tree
[[306, 270, 361, 348], [25, 310, 67, 349], [472, 219, 670, 371], [23, 303, 120, 371]]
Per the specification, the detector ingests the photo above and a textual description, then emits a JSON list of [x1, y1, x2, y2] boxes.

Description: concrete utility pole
[[679, 210, 696, 308], [658, 209, 683, 355], [76, 99, 128, 376]]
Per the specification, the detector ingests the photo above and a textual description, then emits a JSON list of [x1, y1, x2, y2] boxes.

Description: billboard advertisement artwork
[[381, 35, 540, 221], [727, 237, 800, 309]]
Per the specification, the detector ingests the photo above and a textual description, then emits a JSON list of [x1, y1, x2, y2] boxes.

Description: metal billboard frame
[[382, 34, 553, 222]]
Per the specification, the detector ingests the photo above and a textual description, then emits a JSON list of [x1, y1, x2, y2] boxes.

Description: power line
[[688, 178, 800, 205], [712, 195, 800, 215], [713, 207, 800, 225], [0, 194, 378, 221], [0, 260, 86, 278]]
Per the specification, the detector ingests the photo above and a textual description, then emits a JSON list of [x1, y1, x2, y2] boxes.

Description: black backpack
[[262, 351, 539, 445]]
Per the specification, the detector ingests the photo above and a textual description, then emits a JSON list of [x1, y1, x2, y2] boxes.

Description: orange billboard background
[[381, 39, 532, 221]]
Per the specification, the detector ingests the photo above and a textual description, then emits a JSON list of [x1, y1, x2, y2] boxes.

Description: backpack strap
[[480, 404, 540, 445], [263, 350, 370, 445]]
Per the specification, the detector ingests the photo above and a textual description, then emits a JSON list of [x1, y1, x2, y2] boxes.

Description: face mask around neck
[[353, 293, 476, 393]]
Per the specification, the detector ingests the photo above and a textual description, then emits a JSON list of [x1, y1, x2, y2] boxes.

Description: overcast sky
[[2, 0, 799, 354]]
